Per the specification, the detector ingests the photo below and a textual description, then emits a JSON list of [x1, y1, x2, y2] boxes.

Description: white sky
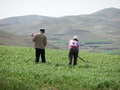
[[0, 0, 120, 19]]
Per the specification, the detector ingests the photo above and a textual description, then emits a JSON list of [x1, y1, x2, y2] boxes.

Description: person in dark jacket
[[31, 28, 47, 63], [68, 36, 79, 66]]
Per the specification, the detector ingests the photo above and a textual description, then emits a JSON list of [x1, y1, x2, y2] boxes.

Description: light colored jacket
[[69, 39, 79, 48], [33, 33, 47, 49]]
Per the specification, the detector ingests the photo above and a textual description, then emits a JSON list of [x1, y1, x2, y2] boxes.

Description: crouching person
[[68, 36, 79, 66]]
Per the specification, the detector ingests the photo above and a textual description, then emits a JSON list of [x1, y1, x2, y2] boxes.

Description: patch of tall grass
[[0, 45, 120, 90]]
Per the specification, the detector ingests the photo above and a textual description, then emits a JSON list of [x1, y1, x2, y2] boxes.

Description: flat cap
[[40, 28, 45, 31]]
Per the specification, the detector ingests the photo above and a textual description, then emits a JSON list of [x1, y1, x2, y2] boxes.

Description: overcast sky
[[0, 0, 120, 19]]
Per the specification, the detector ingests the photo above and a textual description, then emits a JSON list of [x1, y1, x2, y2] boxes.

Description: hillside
[[0, 30, 59, 49], [0, 15, 54, 26], [90, 7, 120, 19], [0, 30, 33, 47], [0, 7, 120, 53]]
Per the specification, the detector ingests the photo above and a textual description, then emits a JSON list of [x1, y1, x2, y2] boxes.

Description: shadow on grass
[[54, 63, 92, 68], [35, 60, 92, 69], [55, 63, 65, 67], [78, 64, 92, 68]]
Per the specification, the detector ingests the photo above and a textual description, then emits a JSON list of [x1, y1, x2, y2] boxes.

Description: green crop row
[[57, 39, 112, 44]]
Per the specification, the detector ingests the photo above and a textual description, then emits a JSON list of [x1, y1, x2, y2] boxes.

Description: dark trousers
[[68, 47, 79, 65], [35, 48, 46, 63]]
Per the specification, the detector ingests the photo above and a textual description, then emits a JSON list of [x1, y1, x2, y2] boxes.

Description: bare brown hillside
[[0, 30, 59, 49]]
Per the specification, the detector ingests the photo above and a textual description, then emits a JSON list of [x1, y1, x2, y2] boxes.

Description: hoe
[[78, 56, 90, 64]]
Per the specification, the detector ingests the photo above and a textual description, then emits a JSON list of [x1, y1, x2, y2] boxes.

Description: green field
[[57, 39, 112, 44], [0, 45, 120, 90]]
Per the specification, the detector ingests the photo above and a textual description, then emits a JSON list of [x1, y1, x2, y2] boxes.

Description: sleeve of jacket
[[32, 35, 36, 42], [44, 36, 47, 46]]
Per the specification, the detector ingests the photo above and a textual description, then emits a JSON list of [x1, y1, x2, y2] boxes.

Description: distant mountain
[[90, 7, 120, 18], [0, 15, 54, 26], [0, 7, 120, 51]]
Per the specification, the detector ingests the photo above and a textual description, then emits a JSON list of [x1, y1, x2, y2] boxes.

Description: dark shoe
[[42, 61, 46, 63]]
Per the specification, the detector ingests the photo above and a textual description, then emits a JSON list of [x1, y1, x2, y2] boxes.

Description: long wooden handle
[[78, 56, 89, 63]]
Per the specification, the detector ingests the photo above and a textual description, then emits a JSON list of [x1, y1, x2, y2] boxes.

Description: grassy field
[[57, 39, 120, 55], [0, 45, 120, 90]]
